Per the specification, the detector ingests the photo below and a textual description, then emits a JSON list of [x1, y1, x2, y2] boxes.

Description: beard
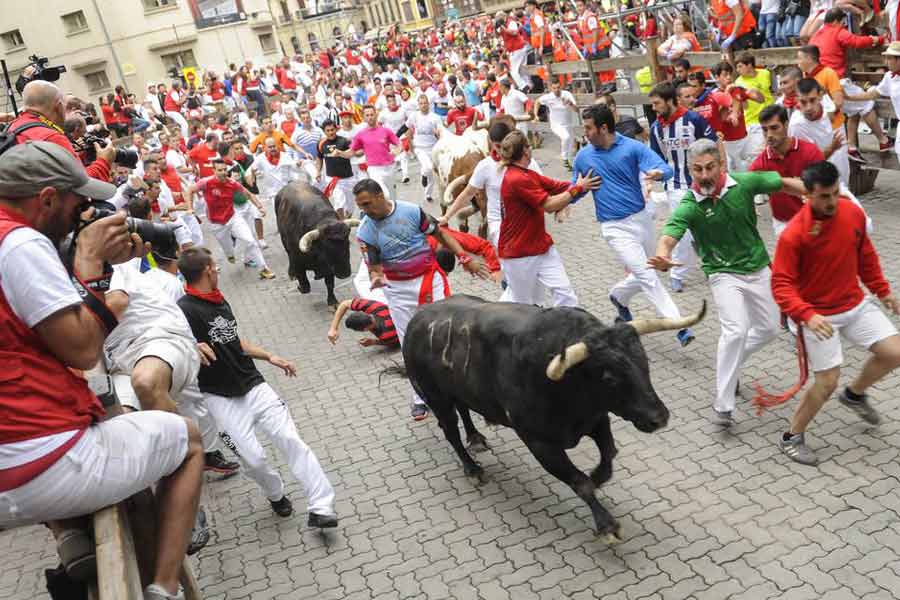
[[697, 181, 717, 195]]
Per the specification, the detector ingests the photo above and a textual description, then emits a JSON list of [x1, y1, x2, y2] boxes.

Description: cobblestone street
[[3, 144, 900, 600]]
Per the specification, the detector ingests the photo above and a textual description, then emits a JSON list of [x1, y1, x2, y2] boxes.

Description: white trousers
[[550, 120, 574, 161], [0, 412, 188, 528], [331, 177, 357, 216], [396, 151, 409, 178], [600, 207, 682, 320], [724, 137, 755, 173], [204, 382, 336, 516], [414, 146, 435, 199], [709, 267, 781, 412], [500, 246, 577, 307], [166, 111, 189, 138], [180, 213, 203, 246], [209, 213, 267, 269], [366, 164, 396, 201], [772, 217, 788, 241], [353, 259, 388, 304], [235, 202, 261, 235], [665, 189, 697, 282], [509, 46, 531, 90], [384, 271, 446, 407]]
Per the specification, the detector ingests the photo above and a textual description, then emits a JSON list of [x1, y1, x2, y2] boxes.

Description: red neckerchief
[[266, 152, 280, 166], [691, 172, 727, 200], [782, 93, 798, 108], [805, 65, 825, 79], [657, 106, 688, 126], [185, 285, 225, 304], [234, 151, 246, 162], [490, 148, 501, 161], [892, 71, 900, 78]]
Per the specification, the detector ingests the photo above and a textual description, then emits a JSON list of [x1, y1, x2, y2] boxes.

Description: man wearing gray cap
[[0, 141, 204, 600]]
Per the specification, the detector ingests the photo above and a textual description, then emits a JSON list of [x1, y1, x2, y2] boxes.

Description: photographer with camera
[[5, 80, 117, 182], [0, 141, 204, 600]]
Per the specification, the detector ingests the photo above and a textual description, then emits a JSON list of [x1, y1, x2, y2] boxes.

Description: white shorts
[[0, 411, 188, 528], [805, 298, 898, 372], [841, 80, 875, 117], [108, 330, 200, 411]]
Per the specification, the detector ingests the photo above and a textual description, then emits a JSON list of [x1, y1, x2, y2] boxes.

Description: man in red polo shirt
[[445, 94, 483, 135], [771, 161, 900, 466], [749, 105, 824, 239], [183, 159, 275, 280], [7, 81, 114, 182]]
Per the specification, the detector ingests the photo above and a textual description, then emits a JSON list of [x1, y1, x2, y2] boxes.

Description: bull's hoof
[[599, 531, 622, 545], [297, 281, 311, 294], [596, 521, 622, 544], [590, 463, 613, 487], [463, 462, 484, 479], [327, 298, 339, 311], [466, 434, 489, 454]]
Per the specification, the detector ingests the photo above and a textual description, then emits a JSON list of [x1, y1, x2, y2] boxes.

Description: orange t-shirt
[[809, 65, 845, 130]]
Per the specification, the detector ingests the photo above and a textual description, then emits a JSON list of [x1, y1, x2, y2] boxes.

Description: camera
[[73, 131, 140, 169], [88, 205, 181, 255], [27, 54, 67, 83]]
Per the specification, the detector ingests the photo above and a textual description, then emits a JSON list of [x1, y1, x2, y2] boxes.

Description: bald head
[[22, 80, 65, 126]]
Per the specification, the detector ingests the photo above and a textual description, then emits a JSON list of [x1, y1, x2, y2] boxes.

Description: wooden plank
[[180, 560, 202, 600], [93, 503, 144, 600]]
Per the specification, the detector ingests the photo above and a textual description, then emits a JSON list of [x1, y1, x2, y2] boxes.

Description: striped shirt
[[649, 107, 716, 191], [349, 298, 398, 345], [291, 124, 324, 157]]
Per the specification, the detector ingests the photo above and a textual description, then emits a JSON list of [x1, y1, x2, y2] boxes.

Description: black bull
[[274, 182, 357, 307], [399, 295, 706, 541]]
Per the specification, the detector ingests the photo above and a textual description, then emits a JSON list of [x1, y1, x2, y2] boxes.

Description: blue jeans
[[758, 13, 779, 47], [131, 118, 151, 133], [776, 15, 805, 46]]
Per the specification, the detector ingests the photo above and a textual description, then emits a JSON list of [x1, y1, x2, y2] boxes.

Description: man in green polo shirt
[[647, 138, 807, 427]]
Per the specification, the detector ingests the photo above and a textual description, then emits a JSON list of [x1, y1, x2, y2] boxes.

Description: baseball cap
[[0, 141, 116, 200]]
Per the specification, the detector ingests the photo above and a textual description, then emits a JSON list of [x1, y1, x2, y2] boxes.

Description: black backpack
[[0, 121, 56, 157]]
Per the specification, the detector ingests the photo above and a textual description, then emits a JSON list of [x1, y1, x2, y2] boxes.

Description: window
[[279, 0, 292, 21], [143, 0, 175, 9], [307, 32, 319, 51], [1, 30, 25, 51], [387, 1, 397, 23], [401, 1, 414, 21], [259, 33, 277, 53], [84, 70, 110, 92], [61, 10, 90, 34], [161, 49, 197, 72], [416, 0, 428, 17]]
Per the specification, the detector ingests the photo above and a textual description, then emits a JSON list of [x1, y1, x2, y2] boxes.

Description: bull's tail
[[378, 361, 408, 387]]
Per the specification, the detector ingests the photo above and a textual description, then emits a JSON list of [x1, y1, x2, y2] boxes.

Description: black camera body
[[72, 131, 140, 169], [88, 206, 181, 259], [28, 54, 67, 83]]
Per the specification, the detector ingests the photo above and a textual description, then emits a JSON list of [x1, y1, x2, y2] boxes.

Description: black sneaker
[[411, 404, 429, 421], [270, 496, 294, 517], [308, 512, 338, 528], [187, 507, 210, 555], [204, 450, 240, 478], [402, 176, 410, 184], [219, 431, 241, 458], [421, 175, 428, 188], [838, 388, 881, 425]]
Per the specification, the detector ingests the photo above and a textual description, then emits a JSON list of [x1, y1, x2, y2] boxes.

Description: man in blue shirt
[[572, 104, 695, 347], [648, 82, 717, 292]]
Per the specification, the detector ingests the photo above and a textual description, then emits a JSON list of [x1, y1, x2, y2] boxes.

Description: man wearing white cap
[[0, 141, 204, 600]]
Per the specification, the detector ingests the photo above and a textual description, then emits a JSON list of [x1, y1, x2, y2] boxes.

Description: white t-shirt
[[0, 227, 86, 468], [537, 91, 576, 125], [875, 72, 900, 128], [788, 109, 850, 185], [379, 106, 408, 133], [104, 263, 194, 362], [141, 268, 185, 304], [468, 155, 543, 238], [406, 111, 443, 148], [251, 153, 302, 198], [501, 89, 529, 117], [760, 0, 780, 13]]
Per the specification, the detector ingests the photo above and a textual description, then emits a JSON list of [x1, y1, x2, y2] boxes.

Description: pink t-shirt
[[350, 126, 400, 166]]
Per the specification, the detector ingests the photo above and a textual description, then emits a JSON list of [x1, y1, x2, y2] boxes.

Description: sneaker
[[421, 175, 428, 188], [670, 277, 684, 293], [426, 196, 434, 203], [848, 148, 867, 163], [144, 584, 185, 600], [677, 328, 695, 347], [56, 529, 96, 582], [609, 294, 632, 323], [204, 450, 240, 477], [187, 507, 209, 556], [838, 388, 881, 425], [712, 409, 734, 427], [880, 139, 894, 152], [259, 268, 276, 280], [227, 256, 236, 264], [308, 512, 339, 528], [411, 404, 429, 421], [244, 259, 258, 268], [402, 176, 410, 184], [563, 159, 572, 171], [258, 239, 268, 250], [779, 432, 818, 465], [270, 495, 294, 517]]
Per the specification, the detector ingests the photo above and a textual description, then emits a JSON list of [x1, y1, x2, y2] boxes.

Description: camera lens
[[126, 217, 180, 254], [114, 148, 140, 169]]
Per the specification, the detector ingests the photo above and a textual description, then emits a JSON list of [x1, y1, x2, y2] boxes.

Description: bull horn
[[546, 342, 590, 382], [343, 218, 361, 228], [442, 174, 468, 207], [298, 228, 321, 253], [629, 300, 707, 336]]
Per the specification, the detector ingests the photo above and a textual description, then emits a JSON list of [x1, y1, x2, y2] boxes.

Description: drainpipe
[[90, 0, 130, 93]]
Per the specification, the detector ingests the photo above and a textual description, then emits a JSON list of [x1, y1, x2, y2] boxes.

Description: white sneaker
[[258, 239, 268, 250], [144, 584, 184, 600]]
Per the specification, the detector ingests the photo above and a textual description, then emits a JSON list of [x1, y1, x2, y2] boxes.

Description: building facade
[[0, 0, 368, 103]]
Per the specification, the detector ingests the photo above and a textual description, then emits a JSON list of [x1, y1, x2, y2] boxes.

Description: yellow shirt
[[735, 68, 773, 126]]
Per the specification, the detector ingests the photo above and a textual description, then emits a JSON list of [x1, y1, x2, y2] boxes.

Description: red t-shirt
[[445, 106, 482, 135], [164, 89, 181, 112], [749, 138, 824, 222], [196, 176, 241, 224], [772, 199, 889, 323], [281, 119, 297, 138], [189, 143, 220, 178], [501, 19, 526, 52], [210, 81, 225, 101], [498, 164, 567, 258], [718, 86, 747, 141], [485, 83, 502, 110], [693, 89, 732, 136]]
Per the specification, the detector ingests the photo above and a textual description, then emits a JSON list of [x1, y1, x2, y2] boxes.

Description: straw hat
[[883, 41, 900, 56]]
